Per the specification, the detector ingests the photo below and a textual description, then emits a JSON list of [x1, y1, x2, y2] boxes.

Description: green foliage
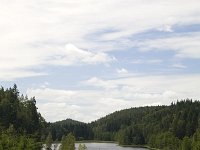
[[148, 132, 180, 150], [181, 136, 192, 150], [192, 129, 200, 150], [50, 119, 93, 141], [90, 100, 200, 149], [48, 99, 200, 149], [78, 143, 87, 150], [2, 84, 200, 150], [45, 132, 53, 149], [0, 84, 47, 134], [0, 143, 3, 150], [0, 127, 42, 150], [0, 84, 46, 149], [60, 133, 75, 150]]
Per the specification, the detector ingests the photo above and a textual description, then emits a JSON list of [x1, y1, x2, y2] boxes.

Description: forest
[[0, 84, 48, 149], [1, 84, 200, 149], [51, 100, 200, 150], [90, 100, 200, 149]]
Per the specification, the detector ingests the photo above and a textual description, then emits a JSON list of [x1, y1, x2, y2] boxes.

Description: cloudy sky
[[1, 0, 200, 122]]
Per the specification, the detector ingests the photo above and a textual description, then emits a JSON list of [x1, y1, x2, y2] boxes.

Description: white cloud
[[47, 44, 114, 66], [40, 82, 50, 88], [27, 88, 77, 102], [83, 77, 118, 90], [158, 24, 173, 32], [138, 32, 200, 58], [131, 59, 163, 64], [116, 68, 128, 74], [157, 17, 176, 32], [83, 74, 200, 103], [0, 43, 114, 80], [172, 63, 187, 69], [0, 69, 46, 81], [27, 74, 200, 122], [27, 87, 131, 122], [1, 0, 200, 122], [0, 0, 200, 79]]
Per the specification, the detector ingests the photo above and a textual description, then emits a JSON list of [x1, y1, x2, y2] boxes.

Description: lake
[[44, 143, 148, 150]]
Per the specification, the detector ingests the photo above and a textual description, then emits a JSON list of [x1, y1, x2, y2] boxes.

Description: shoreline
[[75, 141, 160, 150]]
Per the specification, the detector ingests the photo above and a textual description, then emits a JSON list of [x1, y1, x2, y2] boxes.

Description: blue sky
[[1, 0, 200, 122]]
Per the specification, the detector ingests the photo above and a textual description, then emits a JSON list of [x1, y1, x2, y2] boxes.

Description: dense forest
[[0, 85, 47, 149], [49, 119, 93, 141], [90, 100, 200, 149], [1, 85, 200, 150], [52, 100, 200, 150]]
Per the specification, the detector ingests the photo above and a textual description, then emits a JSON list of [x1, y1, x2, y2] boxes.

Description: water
[[43, 143, 148, 150], [75, 143, 148, 150]]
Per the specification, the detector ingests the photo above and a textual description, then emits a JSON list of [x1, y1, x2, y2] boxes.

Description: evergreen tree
[[182, 136, 192, 150], [192, 128, 200, 150], [60, 133, 75, 150], [78, 143, 87, 150], [0, 85, 46, 149], [45, 132, 53, 149]]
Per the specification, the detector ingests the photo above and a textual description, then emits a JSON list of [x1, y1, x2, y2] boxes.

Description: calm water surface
[[46, 143, 148, 150], [75, 143, 148, 150]]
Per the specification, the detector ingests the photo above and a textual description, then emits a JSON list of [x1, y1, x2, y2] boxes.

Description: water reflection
[[43, 143, 148, 150]]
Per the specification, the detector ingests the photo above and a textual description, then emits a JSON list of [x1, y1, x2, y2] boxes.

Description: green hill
[[1, 84, 200, 149], [51, 100, 200, 149], [49, 119, 93, 141]]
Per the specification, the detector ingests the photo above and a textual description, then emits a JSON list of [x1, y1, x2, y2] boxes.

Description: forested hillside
[[0, 85, 47, 149], [1, 84, 200, 149], [49, 119, 93, 141], [91, 100, 200, 149], [52, 100, 200, 150]]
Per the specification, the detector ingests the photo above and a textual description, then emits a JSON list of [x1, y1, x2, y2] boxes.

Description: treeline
[[49, 119, 93, 141], [51, 100, 200, 150], [0, 84, 89, 149], [0, 85, 47, 149], [2, 84, 200, 150], [91, 100, 200, 149], [44, 132, 87, 150]]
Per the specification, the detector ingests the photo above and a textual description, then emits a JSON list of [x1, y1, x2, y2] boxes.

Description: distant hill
[[51, 99, 200, 149], [53, 118, 85, 125], [49, 119, 93, 141], [1, 84, 200, 149]]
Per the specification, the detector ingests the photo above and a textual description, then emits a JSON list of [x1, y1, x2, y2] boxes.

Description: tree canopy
[[51, 99, 200, 150], [0, 84, 47, 149], [1, 84, 200, 150]]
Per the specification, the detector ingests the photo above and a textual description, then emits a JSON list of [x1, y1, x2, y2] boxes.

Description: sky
[[1, 0, 200, 123]]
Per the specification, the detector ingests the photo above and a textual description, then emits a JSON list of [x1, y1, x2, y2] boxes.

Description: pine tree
[[182, 136, 192, 150], [60, 133, 75, 150], [45, 132, 53, 149]]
